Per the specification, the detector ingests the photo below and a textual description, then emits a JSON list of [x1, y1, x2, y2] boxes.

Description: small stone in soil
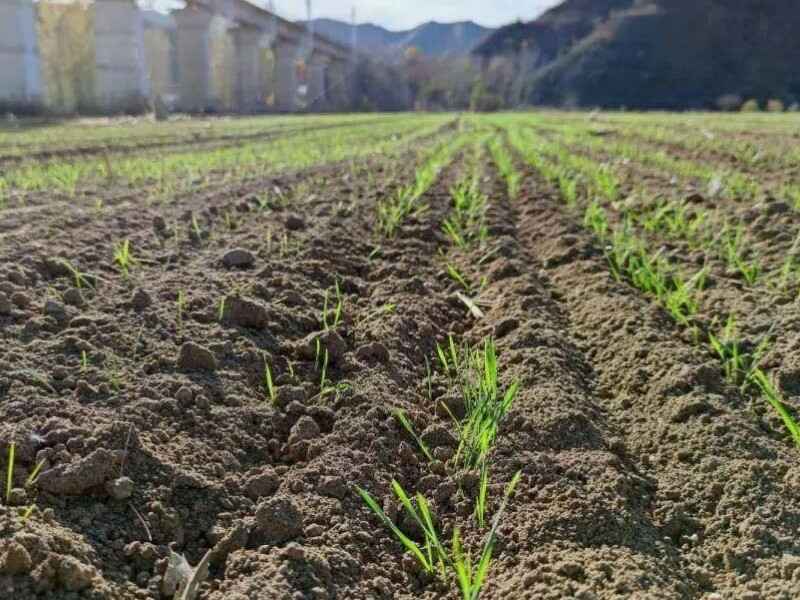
[[131, 288, 152, 311], [153, 215, 167, 234], [175, 386, 194, 406], [222, 248, 255, 268], [63, 288, 85, 307], [285, 214, 306, 231]]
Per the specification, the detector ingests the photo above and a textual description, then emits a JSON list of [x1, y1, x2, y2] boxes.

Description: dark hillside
[[474, 0, 800, 109]]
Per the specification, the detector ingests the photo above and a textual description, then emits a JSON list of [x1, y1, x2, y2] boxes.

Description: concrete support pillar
[[273, 39, 299, 113], [0, 0, 41, 112], [174, 8, 214, 113], [307, 53, 329, 112], [327, 59, 351, 112], [94, 0, 150, 113], [232, 27, 263, 114]]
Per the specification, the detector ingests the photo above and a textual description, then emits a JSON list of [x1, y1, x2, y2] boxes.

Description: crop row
[[487, 118, 800, 451], [0, 115, 452, 205]]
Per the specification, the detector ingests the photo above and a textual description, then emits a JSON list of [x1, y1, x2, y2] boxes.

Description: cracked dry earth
[[1, 136, 799, 600]]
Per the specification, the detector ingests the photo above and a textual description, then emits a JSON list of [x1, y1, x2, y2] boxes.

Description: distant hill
[[473, 0, 800, 109], [305, 18, 493, 59]]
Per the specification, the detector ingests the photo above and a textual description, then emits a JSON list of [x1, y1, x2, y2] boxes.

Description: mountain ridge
[[304, 18, 493, 58]]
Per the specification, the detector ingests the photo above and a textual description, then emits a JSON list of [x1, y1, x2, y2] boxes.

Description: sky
[[272, 0, 562, 30]]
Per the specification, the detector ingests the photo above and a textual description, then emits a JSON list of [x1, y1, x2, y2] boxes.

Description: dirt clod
[[288, 416, 321, 445], [106, 476, 134, 500], [58, 556, 95, 591], [296, 330, 347, 363], [37, 448, 120, 495], [177, 341, 217, 371], [355, 341, 390, 363], [253, 496, 304, 545], [245, 469, 280, 499], [276, 385, 306, 410], [223, 296, 269, 329], [10, 291, 30, 308], [317, 475, 347, 499], [0, 541, 33, 575], [43, 299, 67, 322], [7, 487, 28, 505], [420, 424, 457, 448], [0, 292, 11, 315]]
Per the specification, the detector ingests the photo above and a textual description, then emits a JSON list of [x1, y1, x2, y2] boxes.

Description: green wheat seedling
[[322, 280, 344, 330], [474, 465, 489, 528], [318, 346, 330, 393], [456, 339, 519, 469], [394, 409, 434, 462], [357, 480, 447, 577], [191, 215, 203, 241], [5, 442, 15, 504], [446, 264, 472, 293], [440, 338, 519, 470], [443, 178, 489, 249], [356, 470, 522, 600], [80, 350, 89, 373], [436, 334, 461, 382], [719, 224, 760, 285], [455, 471, 521, 600], [25, 459, 44, 489], [113, 240, 136, 277], [263, 359, 276, 404], [639, 199, 709, 247], [443, 219, 467, 248], [605, 227, 706, 326], [775, 232, 800, 293], [750, 370, 800, 448], [376, 135, 466, 237], [557, 172, 579, 207], [224, 211, 237, 231], [709, 316, 771, 388], [488, 137, 521, 200], [377, 185, 422, 237], [594, 167, 619, 202], [59, 259, 94, 290], [218, 297, 226, 322], [0, 180, 8, 209], [583, 200, 609, 240]]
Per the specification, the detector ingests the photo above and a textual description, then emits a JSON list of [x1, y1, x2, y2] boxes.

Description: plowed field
[[1, 112, 799, 599]]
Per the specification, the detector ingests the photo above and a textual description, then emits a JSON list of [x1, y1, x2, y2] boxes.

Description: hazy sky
[[272, 0, 562, 30]]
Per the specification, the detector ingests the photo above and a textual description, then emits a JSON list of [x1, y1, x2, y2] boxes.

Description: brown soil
[[1, 135, 799, 600]]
